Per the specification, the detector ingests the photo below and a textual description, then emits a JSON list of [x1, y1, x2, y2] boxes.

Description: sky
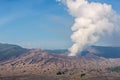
[[0, 0, 120, 49]]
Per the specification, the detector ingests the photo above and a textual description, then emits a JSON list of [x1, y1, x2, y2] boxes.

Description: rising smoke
[[58, 0, 120, 56]]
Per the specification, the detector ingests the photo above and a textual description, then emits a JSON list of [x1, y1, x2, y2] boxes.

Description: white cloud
[[60, 0, 120, 56]]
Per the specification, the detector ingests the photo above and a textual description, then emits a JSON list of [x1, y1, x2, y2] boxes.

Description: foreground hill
[[0, 43, 120, 80], [0, 49, 120, 80]]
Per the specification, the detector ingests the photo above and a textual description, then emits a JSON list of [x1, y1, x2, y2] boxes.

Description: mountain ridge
[[0, 43, 120, 80], [0, 43, 28, 61]]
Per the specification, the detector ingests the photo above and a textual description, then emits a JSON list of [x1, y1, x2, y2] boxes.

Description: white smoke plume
[[58, 0, 120, 56]]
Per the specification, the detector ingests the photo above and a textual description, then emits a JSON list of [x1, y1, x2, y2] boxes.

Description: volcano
[[0, 43, 120, 80]]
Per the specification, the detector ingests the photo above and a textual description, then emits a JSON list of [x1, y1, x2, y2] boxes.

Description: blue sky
[[0, 0, 120, 49]]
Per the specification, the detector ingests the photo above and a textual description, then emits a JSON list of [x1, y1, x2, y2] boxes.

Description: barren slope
[[0, 49, 120, 80]]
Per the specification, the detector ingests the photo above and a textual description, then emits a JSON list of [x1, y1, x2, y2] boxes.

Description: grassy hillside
[[0, 43, 28, 61]]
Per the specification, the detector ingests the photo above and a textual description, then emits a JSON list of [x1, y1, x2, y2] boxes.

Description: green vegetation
[[0, 43, 28, 61], [56, 71, 65, 75], [106, 66, 120, 72], [80, 73, 86, 78]]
